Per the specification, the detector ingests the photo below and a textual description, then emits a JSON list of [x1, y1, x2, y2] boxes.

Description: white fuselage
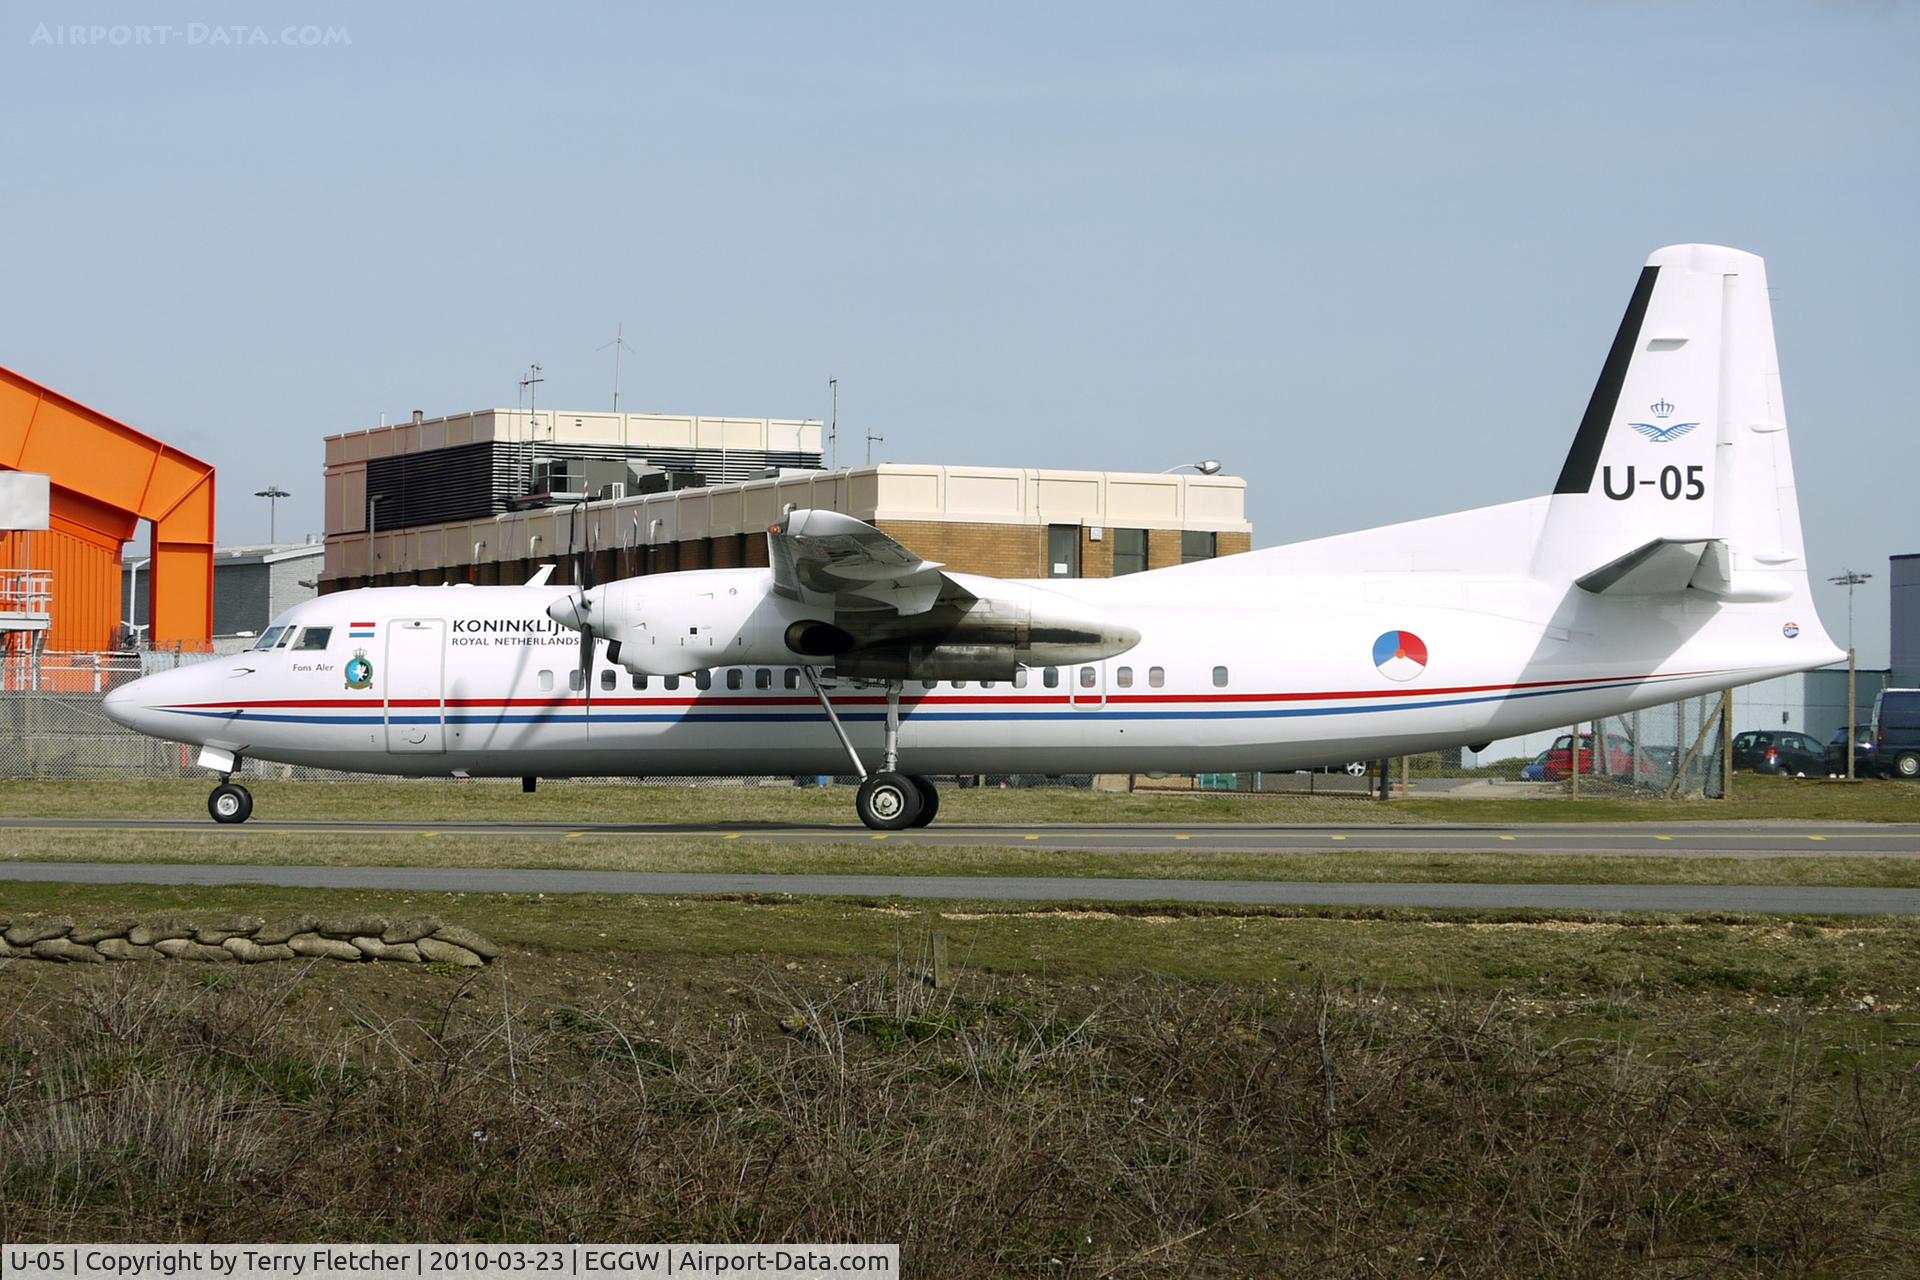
[[104, 563, 1830, 778]]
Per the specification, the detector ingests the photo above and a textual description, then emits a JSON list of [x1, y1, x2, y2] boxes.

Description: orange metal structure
[[0, 364, 214, 651]]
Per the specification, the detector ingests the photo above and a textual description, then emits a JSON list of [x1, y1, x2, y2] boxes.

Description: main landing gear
[[803, 670, 939, 830], [208, 778, 254, 824]]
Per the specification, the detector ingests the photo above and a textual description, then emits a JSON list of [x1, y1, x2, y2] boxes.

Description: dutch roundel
[[1372, 630, 1428, 682]]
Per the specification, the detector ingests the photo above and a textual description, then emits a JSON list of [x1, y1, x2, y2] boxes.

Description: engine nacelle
[[583, 569, 824, 677], [553, 568, 1138, 680]]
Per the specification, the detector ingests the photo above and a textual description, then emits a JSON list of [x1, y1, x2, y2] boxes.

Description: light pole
[[1828, 568, 1872, 780], [367, 494, 384, 586], [254, 485, 290, 544], [1160, 460, 1223, 475]]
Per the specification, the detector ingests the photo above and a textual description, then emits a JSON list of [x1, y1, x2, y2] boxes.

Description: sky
[[2, 2, 1913, 665]]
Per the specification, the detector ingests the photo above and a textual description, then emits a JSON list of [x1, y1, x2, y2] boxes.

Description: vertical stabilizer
[[1534, 245, 1809, 601]]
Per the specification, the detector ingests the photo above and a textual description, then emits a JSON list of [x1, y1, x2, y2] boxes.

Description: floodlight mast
[[253, 485, 290, 544], [1828, 568, 1873, 780]]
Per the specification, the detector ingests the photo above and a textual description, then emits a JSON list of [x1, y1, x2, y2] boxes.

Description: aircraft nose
[[102, 676, 144, 728]]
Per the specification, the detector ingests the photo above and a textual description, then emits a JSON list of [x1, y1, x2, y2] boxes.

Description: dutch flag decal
[[349, 620, 377, 639], [1372, 630, 1428, 683]]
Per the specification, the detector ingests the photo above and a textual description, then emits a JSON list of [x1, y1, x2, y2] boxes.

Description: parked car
[[1520, 749, 1550, 781], [1730, 730, 1824, 777], [1824, 725, 1877, 777], [1540, 732, 1650, 781], [1871, 688, 1920, 780]]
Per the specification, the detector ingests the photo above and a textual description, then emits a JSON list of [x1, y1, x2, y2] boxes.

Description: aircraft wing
[[768, 509, 965, 615]]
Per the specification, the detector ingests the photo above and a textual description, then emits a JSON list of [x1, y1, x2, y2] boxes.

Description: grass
[[4, 826, 1920, 887], [4, 881, 1920, 992], [1, 890, 1917, 1270], [3, 774, 1917, 825]]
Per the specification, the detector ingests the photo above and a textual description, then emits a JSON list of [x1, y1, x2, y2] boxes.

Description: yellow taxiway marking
[[421, 831, 439, 839], [1655, 835, 1672, 841], [1331, 835, 1347, 841], [872, 834, 889, 841], [566, 832, 585, 839], [1808, 835, 1827, 842], [1175, 835, 1191, 841], [1499, 835, 1516, 841], [1024, 835, 1039, 842], [724, 833, 742, 840]]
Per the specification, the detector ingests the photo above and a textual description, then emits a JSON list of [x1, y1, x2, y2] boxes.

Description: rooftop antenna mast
[[520, 362, 544, 493], [600, 322, 636, 414], [827, 377, 838, 470], [866, 423, 885, 466]]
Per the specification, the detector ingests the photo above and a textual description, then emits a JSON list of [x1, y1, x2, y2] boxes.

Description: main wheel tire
[[208, 782, 253, 825], [1895, 752, 1920, 780], [856, 772, 922, 830], [907, 776, 940, 827], [1344, 761, 1367, 777]]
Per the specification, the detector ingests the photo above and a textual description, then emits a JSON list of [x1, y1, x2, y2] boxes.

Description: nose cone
[[546, 590, 592, 632], [102, 677, 140, 727]]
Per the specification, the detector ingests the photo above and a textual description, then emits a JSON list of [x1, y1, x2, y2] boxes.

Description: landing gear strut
[[803, 669, 939, 830], [208, 778, 254, 824]]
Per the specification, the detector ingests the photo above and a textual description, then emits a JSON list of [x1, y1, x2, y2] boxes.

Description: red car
[[1540, 732, 1643, 781]]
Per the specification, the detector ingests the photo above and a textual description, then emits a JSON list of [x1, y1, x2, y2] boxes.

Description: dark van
[[1870, 689, 1920, 780]]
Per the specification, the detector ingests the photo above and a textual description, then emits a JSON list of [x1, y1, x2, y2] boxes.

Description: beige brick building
[[321, 410, 1250, 592]]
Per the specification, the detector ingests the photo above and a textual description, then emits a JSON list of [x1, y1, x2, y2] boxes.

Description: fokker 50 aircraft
[[106, 245, 1842, 828]]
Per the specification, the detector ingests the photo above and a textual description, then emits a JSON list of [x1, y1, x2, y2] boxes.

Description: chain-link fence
[[0, 649, 1727, 796]]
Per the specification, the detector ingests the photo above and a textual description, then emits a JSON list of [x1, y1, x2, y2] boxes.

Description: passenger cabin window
[[1043, 668, 1060, 689], [727, 669, 743, 690], [1149, 666, 1165, 688], [251, 626, 285, 650], [784, 669, 799, 690], [631, 674, 647, 690], [1013, 670, 1028, 689], [569, 669, 584, 692], [921, 679, 938, 690], [755, 669, 773, 690], [1079, 666, 1096, 688], [981, 679, 997, 689], [1115, 666, 1133, 689], [1212, 665, 1229, 688], [538, 670, 554, 692], [664, 675, 680, 690], [694, 670, 712, 690], [293, 626, 332, 651], [600, 670, 616, 691]]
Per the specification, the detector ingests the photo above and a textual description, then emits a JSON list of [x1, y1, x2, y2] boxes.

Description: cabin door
[[384, 619, 446, 752]]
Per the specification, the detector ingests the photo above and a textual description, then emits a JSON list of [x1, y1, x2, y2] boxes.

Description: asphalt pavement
[[1, 860, 1916, 915], [0, 816, 1914, 857]]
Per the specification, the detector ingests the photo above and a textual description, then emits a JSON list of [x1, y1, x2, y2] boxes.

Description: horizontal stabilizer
[[1575, 538, 1715, 596]]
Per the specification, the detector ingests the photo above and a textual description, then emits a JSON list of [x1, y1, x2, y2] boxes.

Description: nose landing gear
[[208, 779, 254, 824]]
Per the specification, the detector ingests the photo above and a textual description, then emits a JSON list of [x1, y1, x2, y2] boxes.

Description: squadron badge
[[344, 650, 374, 690]]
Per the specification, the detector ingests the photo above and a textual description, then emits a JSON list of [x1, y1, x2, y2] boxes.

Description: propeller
[[547, 502, 600, 716]]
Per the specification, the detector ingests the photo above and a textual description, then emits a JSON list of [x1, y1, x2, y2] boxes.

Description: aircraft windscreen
[[251, 626, 286, 650]]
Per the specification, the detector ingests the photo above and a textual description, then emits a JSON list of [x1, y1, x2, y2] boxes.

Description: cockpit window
[[275, 627, 298, 648], [252, 626, 286, 650], [293, 627, 333, 651]]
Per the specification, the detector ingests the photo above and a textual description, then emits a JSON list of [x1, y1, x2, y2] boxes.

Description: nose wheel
[[208, 781, 254, 824]]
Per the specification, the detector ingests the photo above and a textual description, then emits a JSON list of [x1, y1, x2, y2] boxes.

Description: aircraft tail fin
[[1533, 244, 1811, 602]]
